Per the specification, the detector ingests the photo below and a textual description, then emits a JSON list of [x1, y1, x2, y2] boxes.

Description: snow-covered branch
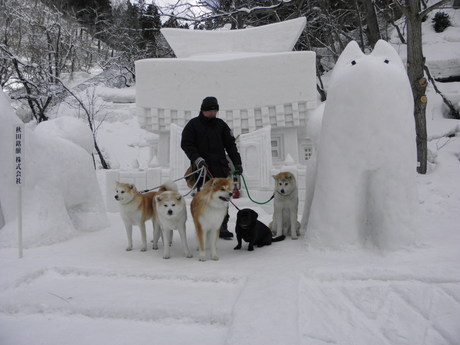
[[419, 0, 451, 18]]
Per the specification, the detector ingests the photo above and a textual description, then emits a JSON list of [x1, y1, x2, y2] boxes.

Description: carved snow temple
[[134, 17, 316, 198]]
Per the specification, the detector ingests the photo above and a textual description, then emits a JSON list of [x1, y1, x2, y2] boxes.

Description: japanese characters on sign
[[15, 125, 23, 185]]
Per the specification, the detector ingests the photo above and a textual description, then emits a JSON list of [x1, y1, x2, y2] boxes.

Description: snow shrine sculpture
[[305, 40, 418, 250], [135, 18, 316, 189]]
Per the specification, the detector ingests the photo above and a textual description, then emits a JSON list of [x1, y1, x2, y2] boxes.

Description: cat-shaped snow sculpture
[[306, 40, 418, 250]]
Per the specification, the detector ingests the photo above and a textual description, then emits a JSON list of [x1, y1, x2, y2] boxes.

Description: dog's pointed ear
[[176, 195, 182, 201], [251, 209, 258, 219], [129, 184, 135, 190], [155, 195, 162, 202]]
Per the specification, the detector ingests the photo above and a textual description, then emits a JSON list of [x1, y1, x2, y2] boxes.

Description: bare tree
[[392, 0, 450, 174], [58, 85, 111, 169], [1, 0, 116, 168], [101, 1, 167, 82], [0, 0, 112, 122]]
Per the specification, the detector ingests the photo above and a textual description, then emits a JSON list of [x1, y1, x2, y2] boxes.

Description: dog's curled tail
[[159, 180, 179, 193], [272, 235, 286, 242]]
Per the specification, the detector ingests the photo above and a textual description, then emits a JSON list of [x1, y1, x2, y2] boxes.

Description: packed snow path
[[1, 188, 460, 345]]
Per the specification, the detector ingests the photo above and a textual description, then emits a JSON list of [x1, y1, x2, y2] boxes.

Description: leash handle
[[182, 166, 207, 197], [140, 166, 205, 194]]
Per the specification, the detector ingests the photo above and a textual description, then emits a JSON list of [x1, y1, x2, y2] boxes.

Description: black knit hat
[[200, 96, 219, 111]]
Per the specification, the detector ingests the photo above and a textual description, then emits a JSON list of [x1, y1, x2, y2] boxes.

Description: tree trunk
[[406, 0, 428, 174], [94, 138, 110, 169], [362, 0, 381, 47]]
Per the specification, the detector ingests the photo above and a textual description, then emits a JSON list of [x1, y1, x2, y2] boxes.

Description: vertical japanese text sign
[[15, 124, 24, 258], [15, 125, 23, 185]]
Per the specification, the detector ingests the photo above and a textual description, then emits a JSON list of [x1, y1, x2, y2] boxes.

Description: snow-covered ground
[[1, 8, 460, 345], [0, 150, 459, 345]]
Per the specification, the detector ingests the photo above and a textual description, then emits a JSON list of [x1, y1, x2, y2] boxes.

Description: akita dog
[[115, 181, 177, 251], [269, 172, 301, 239], [191, 178, 233, 261], [154, 191, 192, 259]]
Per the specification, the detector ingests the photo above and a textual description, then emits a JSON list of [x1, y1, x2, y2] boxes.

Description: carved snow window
[[300, 142, 313, 162], [271, 136, 284, 161]]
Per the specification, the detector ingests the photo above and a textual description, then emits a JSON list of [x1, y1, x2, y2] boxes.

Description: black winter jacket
[[181, 113, 242, 178]]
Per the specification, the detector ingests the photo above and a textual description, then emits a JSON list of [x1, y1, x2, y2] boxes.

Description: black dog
[[234, 208, 285, 251]]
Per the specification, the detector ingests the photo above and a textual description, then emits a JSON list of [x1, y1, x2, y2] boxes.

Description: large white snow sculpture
[[136, 18, 316, 134], [135, 17, 316, 175], [0, 91, 109, 247], [306, 40, 418, 250]]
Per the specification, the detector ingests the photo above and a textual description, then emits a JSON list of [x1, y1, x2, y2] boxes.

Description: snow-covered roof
[[161, 17, 306, 58]]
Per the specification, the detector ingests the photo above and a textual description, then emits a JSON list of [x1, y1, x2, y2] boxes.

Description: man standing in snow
[[181, 96, 243, 239]]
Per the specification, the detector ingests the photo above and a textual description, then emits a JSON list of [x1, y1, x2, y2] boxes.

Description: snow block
[[135, 18, 316, 135], [135, 51, 316, 134]]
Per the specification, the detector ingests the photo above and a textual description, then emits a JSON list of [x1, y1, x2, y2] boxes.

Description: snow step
[[0, 267, 242, 326], [225, 271, 300, 345]]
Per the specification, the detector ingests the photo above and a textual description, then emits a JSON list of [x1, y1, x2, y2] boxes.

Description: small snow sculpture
[[0, 92, 109, 247], [306, 40, 418, 250]]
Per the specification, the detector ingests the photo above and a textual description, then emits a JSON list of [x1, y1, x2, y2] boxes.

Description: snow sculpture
[[306, 40, 418, 250], [136, 17, 316, 123], [135, 18, 316, 176], [0, 92, 109, 246]]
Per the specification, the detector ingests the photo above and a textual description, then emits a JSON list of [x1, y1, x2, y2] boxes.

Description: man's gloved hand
[[234, 164, 243, 175], [194, 157, 207, 170]]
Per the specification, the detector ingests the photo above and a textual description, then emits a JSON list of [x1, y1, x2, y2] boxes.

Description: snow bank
[[35, 116, 94, 154], [97, 86, 136, 103], [0, 91, 109, 247], [423, 9, 460, 79], [394, 8, 460, 80], [306, 40, 419, 250]]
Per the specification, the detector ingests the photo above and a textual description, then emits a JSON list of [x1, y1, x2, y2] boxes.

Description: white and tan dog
[[154, 191, 192, 259], [115, 181, 177, 251], [191, 178, 233, 261], [269, 172, 301, 239]]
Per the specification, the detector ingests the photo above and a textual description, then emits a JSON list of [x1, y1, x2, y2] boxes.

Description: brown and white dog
[[154, 191, 192, 259], [269, 172, 301, 239], [115, 181, 177, 251], [191, 178, 233, 261]]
